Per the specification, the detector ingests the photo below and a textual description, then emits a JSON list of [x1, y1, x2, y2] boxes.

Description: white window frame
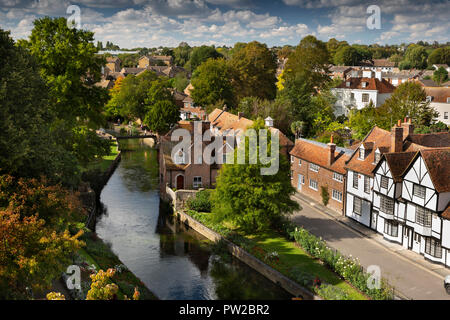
[[380, 176, 388, 189], [309, 163, 319, 172], [309, 179, 318, 191], [353, 196, 362, 215], [380, 195, 394, 215], [364, 175, 370, 194], [362, 93, 370, 103], [333, 172, 343, 183], [332, 189, 343, 202], [413, 184, 426, 199], [384, 220, 398, 237], [291, 155, 294, 163], [299, 159, 302, 167], [193, 176, 202, 189], [425, 237, 442, 258], [415, 205, 432, 227]]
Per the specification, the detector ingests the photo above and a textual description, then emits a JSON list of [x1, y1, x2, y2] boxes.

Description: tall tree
[[211, 119, 299, 232], [144, 100, 180, 134], [427, 47, 450, 65], [402, 45, 428, 69], [191, 58, 235, 108], [229, 41, 277, 101], [0, 28, 76, 184], [334, 46, 361, 66], [433, 66, 449, 85], [189, 45, 222, 72], [376, 82, 438, 129], [24, 17, 111, 167], [284, 35, 330, 91]]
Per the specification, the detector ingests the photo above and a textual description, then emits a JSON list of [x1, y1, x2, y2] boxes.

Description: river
[[95, 139, 292, 300]]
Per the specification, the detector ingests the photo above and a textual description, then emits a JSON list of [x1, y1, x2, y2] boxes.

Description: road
[[291, 195, 450, 300]]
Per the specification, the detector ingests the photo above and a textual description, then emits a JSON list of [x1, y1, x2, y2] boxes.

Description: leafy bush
[[291, 228, 394, 300], [321, 186, 330, 206], [316, 284, 350, 300], [187, 190, 212, 212]]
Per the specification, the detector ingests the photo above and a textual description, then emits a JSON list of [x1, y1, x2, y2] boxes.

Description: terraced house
[[372, 148, 450, 267], [290, 137, 353, 214], [345, 119, 450, 267]]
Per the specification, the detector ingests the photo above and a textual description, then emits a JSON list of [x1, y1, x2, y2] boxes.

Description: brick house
[[106, 57, 121, 73], [159, 121, 220, 195], [290, 137, 353, 214], [208, 108, 294, 160], [138, 55, 173, 68]]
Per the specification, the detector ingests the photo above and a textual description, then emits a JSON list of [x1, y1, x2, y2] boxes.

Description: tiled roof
[[335, 77, 396, 93], [380, 152, 417, 182], [121, 67, 146, 75], [419, 79, 439, 87], [345, 126, 392, 176], [290, 139, 352, 175], [442, 204, 450, 220], [404, 132, 450, 150], [372, 59, 396, 67], [208, 109, 294, 148], [420, 148, 450, 193], [424, 87, 450, 103], [160, 136, 188, 171]]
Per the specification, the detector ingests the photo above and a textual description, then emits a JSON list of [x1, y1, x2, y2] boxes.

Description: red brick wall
[[291, 155, 346, 214]]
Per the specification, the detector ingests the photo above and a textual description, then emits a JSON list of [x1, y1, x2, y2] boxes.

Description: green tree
[[0, 28, 77, 184], [173, 44, 192, 67], [107, 70, 158, 121], [433, 66, 449, 85], [229, 41, 277, 101], [348, 101, 378, 140], [284, 35, 330, 90], [191, 58, 235, 108], [211, 119, 299, 232], [402, 45, 428, 69], [24, 17, 111, 168], [377, 82, 438, 129], [334, 46, 361, 66], [189, 45, 222, 72], [427, 47, 450, 65], [144, 100, 180, 134]]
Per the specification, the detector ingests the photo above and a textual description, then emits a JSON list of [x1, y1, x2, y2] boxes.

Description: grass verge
[[188, 210, 369, 300]]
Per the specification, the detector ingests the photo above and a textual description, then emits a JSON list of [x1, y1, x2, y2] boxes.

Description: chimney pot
[[397, 119, 401, 127]]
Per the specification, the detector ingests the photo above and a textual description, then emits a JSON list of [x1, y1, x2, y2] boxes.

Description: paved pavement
[[291, 193, 450, 300]]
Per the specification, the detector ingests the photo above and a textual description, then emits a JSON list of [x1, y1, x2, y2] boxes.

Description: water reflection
[[95, 139, 291, 300]]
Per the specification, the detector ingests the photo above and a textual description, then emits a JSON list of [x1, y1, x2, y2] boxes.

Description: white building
[[345, 119, 450, 267], [424, 87, 450, 126], [332, 73, 395, 117]]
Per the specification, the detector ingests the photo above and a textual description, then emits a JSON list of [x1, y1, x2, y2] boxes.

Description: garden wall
[[176, 210, 320, 300]]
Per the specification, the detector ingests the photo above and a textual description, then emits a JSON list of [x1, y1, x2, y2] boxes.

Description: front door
[[371, 210, 378, 230], [176, 175, 184, 190], [297, 174, 303, 191]]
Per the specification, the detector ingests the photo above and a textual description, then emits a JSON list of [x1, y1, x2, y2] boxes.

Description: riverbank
[[182, 210, 375, 300], [74, 138, 158, 300]]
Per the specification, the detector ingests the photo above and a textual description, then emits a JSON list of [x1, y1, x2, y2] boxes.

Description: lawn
[[85, 140, 120, 173], [189, 211, 368, 300]]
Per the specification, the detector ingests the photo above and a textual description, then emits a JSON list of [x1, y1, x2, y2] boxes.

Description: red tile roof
[[345, 126, 392, 176], [442, 204, 450, 220], [420, 148, 450, 193], [290, 139, 352, 175], [335, 77, 395, 93], [424, 87, 450, 103], [379, 152, 417, 182], [208, 109, 294, 148]]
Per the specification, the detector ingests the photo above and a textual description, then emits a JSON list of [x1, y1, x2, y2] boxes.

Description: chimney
[[328, 135, 336, 166], [238, 112, 244, 119], [401, 117, 415, 139], [265, 116, 274, 128], [391, 120, 404, 153], [222, 104, 227, 111]]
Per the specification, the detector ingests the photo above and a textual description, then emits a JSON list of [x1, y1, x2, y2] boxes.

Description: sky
[[0, 0, 448, 48]]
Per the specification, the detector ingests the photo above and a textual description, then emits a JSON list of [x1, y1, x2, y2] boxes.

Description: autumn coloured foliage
[[0, 175, 85, 299]]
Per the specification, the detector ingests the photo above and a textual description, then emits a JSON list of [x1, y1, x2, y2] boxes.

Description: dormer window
[[359, 147, 365, 160], [426, 96, 433, 102], [362, 82, 367, 88], [346, 81, 351, 87], [374, 150, 381, 163], [175, 149, 186, 165]]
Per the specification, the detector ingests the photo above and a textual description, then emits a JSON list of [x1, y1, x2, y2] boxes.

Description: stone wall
[[165, 185, 198, 211], [176, 210, 320, 300]]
